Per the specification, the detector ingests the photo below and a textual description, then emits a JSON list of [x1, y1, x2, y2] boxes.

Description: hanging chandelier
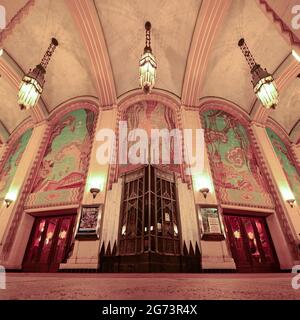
[[238, 38, 278, 109], [18, 38, 58, 110], [139, 21, 157, 94]]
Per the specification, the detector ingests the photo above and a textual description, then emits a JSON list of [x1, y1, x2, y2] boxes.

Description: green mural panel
[[32, 109, 95, 193], [266, 127, 300, 204], [202, 110, 273, 207], [0, 128, 33, 199]]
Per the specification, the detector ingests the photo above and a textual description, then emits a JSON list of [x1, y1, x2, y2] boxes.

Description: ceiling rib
[[181, 0, 232, 107], [65, 0, 117, 107]]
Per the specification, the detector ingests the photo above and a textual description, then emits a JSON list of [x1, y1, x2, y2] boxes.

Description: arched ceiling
[[200, 0, 291, 112], [0, 0, 299, 139], [95, 0, 201, 98]]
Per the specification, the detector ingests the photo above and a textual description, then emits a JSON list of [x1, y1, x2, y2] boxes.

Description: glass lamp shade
[[251, 65, 279, 109], [139, 51, 157, 94], [18, 65, 45, 110]]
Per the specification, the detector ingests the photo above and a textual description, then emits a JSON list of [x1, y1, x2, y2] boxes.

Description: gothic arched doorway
[[100, 165, 201, 272]]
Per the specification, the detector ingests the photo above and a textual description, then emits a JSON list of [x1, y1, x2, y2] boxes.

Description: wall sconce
[[90, 188, 100, 199], [4, 199, 13, 208], [287, 199, 296, 208], [199, 187, 210, 199]]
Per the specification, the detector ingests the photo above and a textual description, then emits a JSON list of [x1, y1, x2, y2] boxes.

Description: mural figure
[[202, 110, 273, 207], [0, 128, 32, 199]]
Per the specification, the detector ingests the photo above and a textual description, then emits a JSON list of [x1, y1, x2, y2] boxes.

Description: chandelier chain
[[145, 29, 151, 50], [238, 39, 257, 70], [40, 38, 58, 70]]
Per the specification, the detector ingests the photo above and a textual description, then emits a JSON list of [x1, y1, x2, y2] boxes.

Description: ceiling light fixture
[[139, 21, 157, 94], [18, 38, 58, 110], [238, 38, 278, 109]]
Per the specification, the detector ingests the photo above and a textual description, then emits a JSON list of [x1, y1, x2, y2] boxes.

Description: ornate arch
[[198, 97, 251, 127], [199, 97, 273, 209], [0, 117, 34, 175], [108, 92, 186, 189], [24, 100, 99, 209], [48, 98, 100, 125]]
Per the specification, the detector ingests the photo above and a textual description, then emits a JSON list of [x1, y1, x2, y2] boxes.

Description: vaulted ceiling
[[0, 0, 299, 139]]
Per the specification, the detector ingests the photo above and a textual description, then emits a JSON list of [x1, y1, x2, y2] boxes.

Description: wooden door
[[23, 214, 75, 272], [224, 214, 279, 272]]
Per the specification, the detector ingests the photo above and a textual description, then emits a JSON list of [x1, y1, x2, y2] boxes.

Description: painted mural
[[266, 127, 300, 205], [0, 128, 32, 200], [119, 100, 180, 174], [202, 110, 273, 208], [26, 109, 95, 208]]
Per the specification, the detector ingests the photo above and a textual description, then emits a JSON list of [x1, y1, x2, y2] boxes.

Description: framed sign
[[198, 206, 225, 241], [77, 205, 102, 239]]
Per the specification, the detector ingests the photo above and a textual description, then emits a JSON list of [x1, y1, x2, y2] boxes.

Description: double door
[[23, 214, 75, 272], [224, 214, 279, 272]]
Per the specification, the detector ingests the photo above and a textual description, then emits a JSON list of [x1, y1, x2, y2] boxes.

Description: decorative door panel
[[119, 165, 180, 256], [23, 214, 75, 272], [224, 214, 278, 272]]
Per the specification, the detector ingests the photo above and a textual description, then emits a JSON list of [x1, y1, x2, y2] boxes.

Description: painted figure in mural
[[32, 109, 95, 193], [119, 100, 179, 175], [202, 110, 272, 207], [267, 128, 300, 205], [0, 128, 32, 200]]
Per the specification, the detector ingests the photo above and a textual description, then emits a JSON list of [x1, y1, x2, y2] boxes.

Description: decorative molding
[[199, 102, 274, 210], [118, 88, 181, 108], [0, 118, 33, 176], [108, 94, 187, 189], [1, 123, 51, 259], [1, 102, 99, 258], [290, 120, 300, 143], [257, 0, 300, 48], [276, 58, 300, 91], [182, 0, 232, 106], [65, 0, 117, 106], [118, 91, 181, 113], [0, 0, 36, 46], [48, 100, 99, 125], [198, 97, 251, 126], [266, 119, 300, 190], [266, 118, 291, 146], [0, 121, 10, 143], [249, 123, 299, 260]]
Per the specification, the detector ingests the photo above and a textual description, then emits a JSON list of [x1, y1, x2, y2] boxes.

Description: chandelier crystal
[[18, 38, 58, 110], [139, 21, 157, 94], [238, 38, 278, 109]]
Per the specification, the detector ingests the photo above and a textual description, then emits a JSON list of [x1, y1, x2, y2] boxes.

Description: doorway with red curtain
[[23, 213, 76, 272], [224, 214, 279, 272]]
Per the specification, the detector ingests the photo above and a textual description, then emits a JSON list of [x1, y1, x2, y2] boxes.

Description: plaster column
[[181, 107, 235, 270], [251, 123, 300, 267], [0, 122, 49, 269], [60, 105, 119, 270]]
